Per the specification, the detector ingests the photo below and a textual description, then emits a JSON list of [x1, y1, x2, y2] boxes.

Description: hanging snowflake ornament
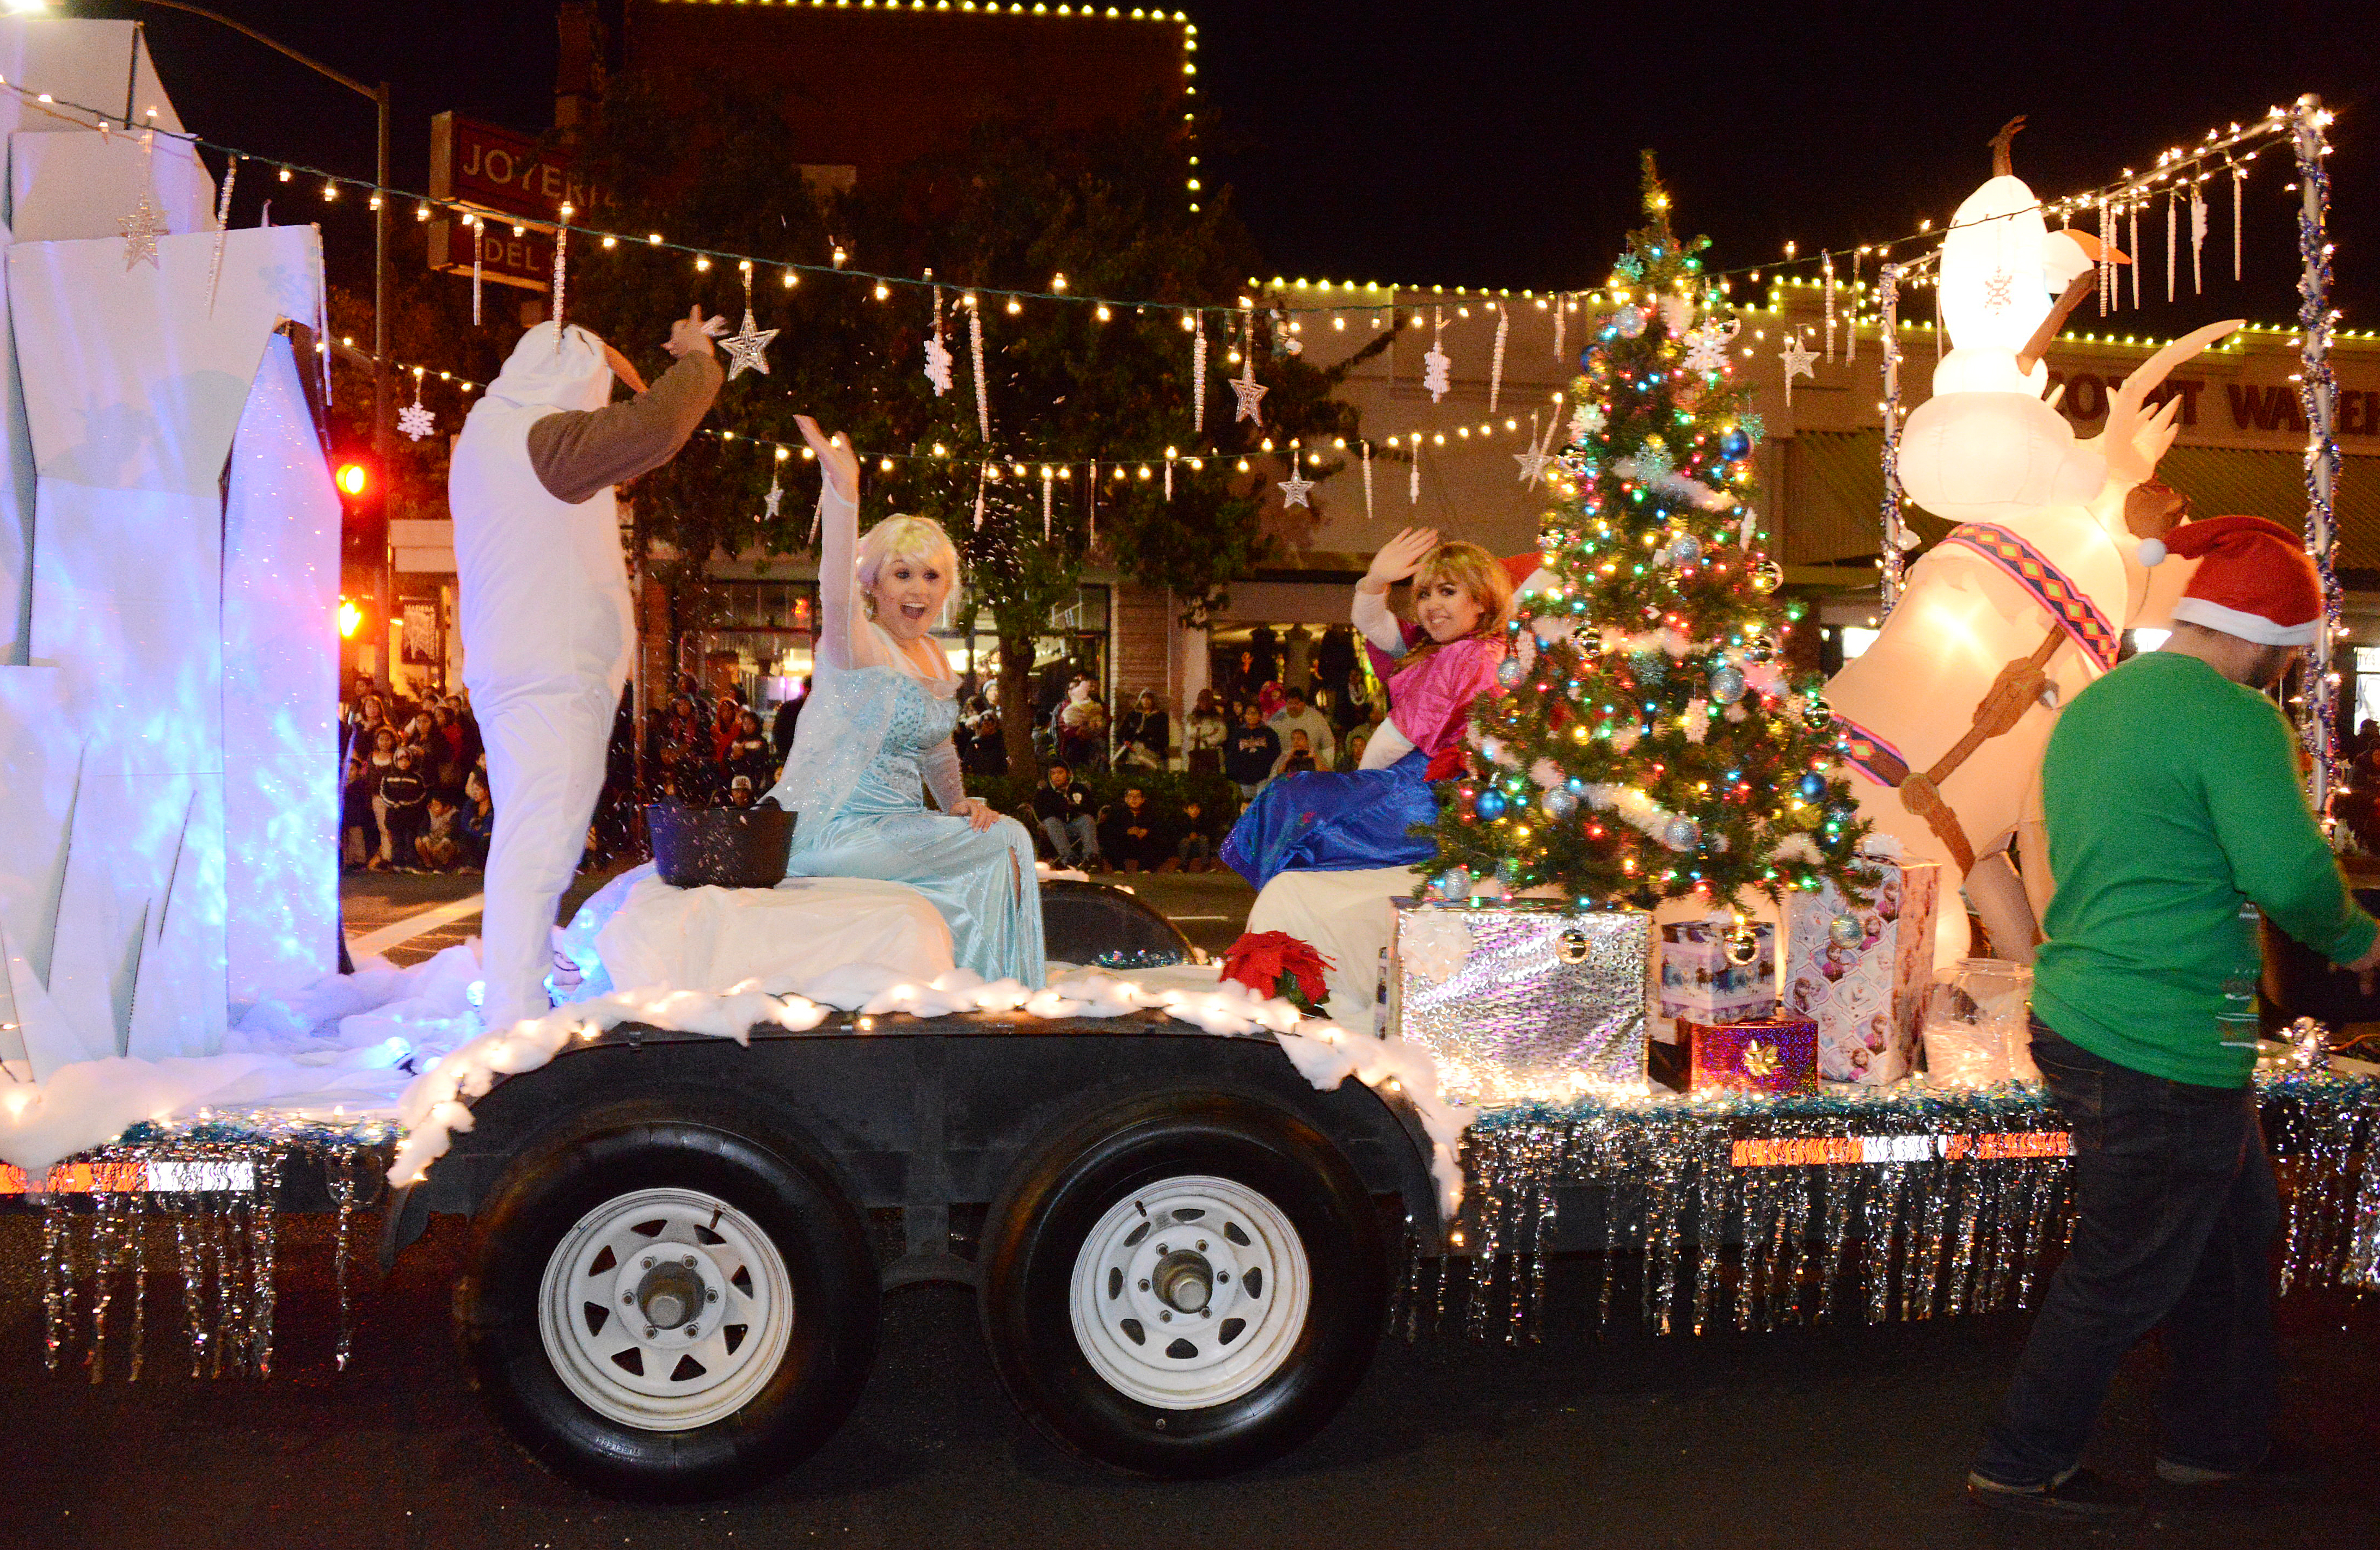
[[1422, 308, 1451, 402], [1570, 402, 1606, 444], [396, 392, 435, 442], [1683, 316, 1740, 374], [923, 285, 953, 396]]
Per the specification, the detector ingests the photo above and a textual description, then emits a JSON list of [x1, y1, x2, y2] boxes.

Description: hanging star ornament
[[1513, 447, 1555, 487], [720, 308, 780, 379], [763, 475, 784, 521], [1277, 465, 1316, 508], [119, 192, 167, 270], [1229, 370, 1267, 426], [396, 401, 436, 442], [922, 330, 953, 396], [1778, 335, 1817, 404]]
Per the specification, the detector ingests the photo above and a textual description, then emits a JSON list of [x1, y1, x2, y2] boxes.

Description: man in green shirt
[[1970, 516, 2380, 1522]]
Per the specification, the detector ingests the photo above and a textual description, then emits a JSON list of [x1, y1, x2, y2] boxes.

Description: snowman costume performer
[[450, 310, 723, 1030]]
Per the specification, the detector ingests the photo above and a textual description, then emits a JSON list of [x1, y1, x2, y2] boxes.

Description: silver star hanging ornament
[[1513, 447, 1555, 487], [397, 401, 436, 441], [120, 192, 167, 270], [922, 330, 954, 396], [1778, 335, 1817, 404], [763, 473, 784, 521], [1278, 464, 1316, 508], [1230, 370, 1267, 426], [720, 308, 780, 379]]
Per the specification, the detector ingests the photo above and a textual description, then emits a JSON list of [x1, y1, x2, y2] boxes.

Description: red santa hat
[[2138, 515, 2322, 647]]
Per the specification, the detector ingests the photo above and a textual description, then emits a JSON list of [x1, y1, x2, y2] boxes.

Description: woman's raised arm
[[797, 414, 864, 671]]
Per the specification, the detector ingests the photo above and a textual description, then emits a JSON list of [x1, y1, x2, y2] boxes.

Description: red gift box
[[1682, 1014, 1820, 1096]]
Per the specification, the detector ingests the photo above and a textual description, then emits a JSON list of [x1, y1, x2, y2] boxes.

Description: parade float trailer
[[0, 16, 2372, 1509]]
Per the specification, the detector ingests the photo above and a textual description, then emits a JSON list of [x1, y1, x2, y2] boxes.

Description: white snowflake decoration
[[1683, 317, 1740, 374], [922, 330, 954, 396], [1570, 402, 1606, 444], [720, 308, 780, 379], [1422, 343, 1451, 402], [1658, 294, 1695, 339], [396, 401, 436, 441]]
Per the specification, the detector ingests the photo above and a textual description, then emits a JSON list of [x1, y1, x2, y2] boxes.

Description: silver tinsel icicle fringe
[[28, 1129, 388, 1381], [1413, 1073, 2379, 1343]]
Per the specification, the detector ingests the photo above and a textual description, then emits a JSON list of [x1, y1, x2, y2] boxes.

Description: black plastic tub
[[646, 803, 797, 889], [2261, 887, 2380, 1028]]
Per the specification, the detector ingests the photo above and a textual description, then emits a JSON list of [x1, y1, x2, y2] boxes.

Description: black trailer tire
[[457, 1103, 878, 1502], [978, 1090, 1386, 1478]]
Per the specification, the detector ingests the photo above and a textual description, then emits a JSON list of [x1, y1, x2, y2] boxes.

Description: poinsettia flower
[[1220, 930, 1334, 1011]]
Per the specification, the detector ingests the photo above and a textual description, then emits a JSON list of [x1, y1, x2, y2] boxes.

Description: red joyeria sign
[[430, 112, 596, 221]]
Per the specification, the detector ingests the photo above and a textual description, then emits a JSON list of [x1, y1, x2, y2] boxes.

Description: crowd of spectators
[[341, 628, 1387, 882], [340, 675, 492, 874]]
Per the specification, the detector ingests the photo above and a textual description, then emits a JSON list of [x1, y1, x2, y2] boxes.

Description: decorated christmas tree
[[1425, 157, 1872, 933]]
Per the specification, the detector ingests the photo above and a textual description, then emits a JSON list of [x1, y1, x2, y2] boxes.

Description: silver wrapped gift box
[[1388, 900, 1652, 1102]]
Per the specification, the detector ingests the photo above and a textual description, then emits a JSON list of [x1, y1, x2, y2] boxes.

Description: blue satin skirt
[[1220, 749, 1439, 893]]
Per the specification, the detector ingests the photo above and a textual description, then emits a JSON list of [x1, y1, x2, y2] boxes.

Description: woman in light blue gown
[[764, 416, 1045, 987]]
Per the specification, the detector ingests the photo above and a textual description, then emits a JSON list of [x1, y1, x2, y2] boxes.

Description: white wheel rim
[[538, 1186, 794, 1432], [1068, 1173, 1310, 1412]]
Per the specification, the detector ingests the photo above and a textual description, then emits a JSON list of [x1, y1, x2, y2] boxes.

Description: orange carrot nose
[[2065, 231, 2132, 266]]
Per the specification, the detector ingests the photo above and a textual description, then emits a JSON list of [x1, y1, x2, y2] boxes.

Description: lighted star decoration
[[120, 192, 167, 270], [720, 308, 780, 379], [1778, 335, 1817, 404], [1277, 465, 1316, 508], [397, 401, 436, 442], [922, 330, 954, 396], [763, 475, 784, 521], [1513, 447, 1555, 488], [1229, 370, 1267, 426]]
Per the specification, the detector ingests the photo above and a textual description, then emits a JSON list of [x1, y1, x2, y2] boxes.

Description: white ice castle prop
[[0, 18, 340, 1080]]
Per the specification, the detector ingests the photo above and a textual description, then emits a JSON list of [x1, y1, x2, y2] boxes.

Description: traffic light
[[335, 452, 385, 562]]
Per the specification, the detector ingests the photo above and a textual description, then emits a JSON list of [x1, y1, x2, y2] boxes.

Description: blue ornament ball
[[1798, 771, 1827, 800], [1475, 789, 1508, 821], [1710, 666, 1746, 704], [1720, 427, 1753, 462], [1496, 656, 1526, 689], [1579, 346, 1597, 373]]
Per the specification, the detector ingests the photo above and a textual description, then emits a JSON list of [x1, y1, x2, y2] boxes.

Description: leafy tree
[[566, 72, 1388, 770]]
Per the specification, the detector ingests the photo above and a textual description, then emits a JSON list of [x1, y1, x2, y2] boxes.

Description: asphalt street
[[0, 1210, 2373, 1550], [4, 878, 2371, 1549]]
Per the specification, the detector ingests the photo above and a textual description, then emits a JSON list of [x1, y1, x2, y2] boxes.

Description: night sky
[[68, 0, 2373, 329]]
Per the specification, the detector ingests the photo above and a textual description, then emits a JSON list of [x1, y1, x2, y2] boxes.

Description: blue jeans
[[1040, 814, 1099, 868], [1973, 1027, 2279, 1486]]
